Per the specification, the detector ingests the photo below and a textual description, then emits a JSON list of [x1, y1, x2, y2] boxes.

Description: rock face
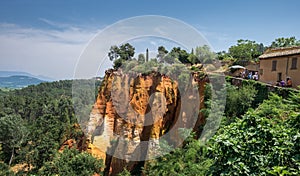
[[86, 69, 207, 175]]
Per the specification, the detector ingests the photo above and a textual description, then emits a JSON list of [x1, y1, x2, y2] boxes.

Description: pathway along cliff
[[86, 69, 208, 175]]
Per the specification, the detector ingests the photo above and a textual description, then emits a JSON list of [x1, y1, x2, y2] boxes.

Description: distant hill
[[0, 71, 54, 81], [0, 75, 46, 89]]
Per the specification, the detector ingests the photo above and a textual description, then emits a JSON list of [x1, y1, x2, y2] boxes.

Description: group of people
[[238, 69, 293, 88], [276, 77, 293, 87], [240, 69, 259, 81]]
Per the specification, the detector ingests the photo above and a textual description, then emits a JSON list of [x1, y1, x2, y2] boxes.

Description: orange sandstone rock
[[87, 70, 207, 175]]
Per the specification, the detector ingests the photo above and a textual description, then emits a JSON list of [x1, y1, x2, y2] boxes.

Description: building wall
[[260, 56, 287, 85], [287, 55, 300, 88], [259, 54, 300, 88], [245, 62, 259, 72]]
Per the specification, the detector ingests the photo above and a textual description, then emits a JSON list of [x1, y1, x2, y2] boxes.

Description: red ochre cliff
[[86, 69, 207, 175]]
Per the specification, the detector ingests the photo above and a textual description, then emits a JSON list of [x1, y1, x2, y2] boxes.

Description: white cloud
[[0, 16, 216, 80], [39, 18, 77, 30], [0, 22, 98, 79]]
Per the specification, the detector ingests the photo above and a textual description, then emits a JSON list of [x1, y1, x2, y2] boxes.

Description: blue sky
[[0, 0, 299, 79]]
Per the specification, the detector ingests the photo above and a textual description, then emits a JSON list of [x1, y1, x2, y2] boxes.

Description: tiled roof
[[259, 46, 300, 59]]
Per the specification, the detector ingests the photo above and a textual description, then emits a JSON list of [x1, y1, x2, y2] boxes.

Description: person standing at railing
[[286, 77, 292, 87]]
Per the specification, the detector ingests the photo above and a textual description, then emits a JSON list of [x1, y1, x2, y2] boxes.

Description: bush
[[38, 148, 103, 176], [0, 162, 14, 176], [113, 58, 123, 69], [225, 83, 257, 120], [143, 132, 213, 176], [208, 92, 300, 175]]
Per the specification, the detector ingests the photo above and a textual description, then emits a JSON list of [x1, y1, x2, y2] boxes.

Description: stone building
[[259, 46, 300, 88]]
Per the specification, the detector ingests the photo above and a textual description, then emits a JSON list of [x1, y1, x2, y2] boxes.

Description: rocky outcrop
[[86, 69, 207, 175]]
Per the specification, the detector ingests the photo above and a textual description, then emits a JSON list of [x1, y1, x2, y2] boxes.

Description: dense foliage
[[0, 79, 103, 175], [270, 36, 300, 48], [109, 44, 216, 68], [144, 132, 213, 176], [228, 39, 264, 64], [209, 93, 300, 175], [2, 71, 299, 175], [143, 84, 300, 176], [108, 43, 136, 69], [38, 148, 103, 175], [225, 83, 257, 119]]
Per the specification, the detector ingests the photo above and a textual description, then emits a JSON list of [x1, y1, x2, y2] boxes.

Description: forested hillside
[[0, 75, 45, 89], [0, 79, 104, 175], [0, 75, 299, 175]]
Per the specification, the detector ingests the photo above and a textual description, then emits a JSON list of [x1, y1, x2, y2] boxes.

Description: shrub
[[208, 92, 300, 175], [38, 148, 103, 176]]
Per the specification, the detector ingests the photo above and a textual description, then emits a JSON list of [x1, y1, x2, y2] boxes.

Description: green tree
[[0, 162, 14, 176], [208, 93, 300, 175], [195, 45, 216, 64], [228, 39, 262, 64], [38, 148, 103, 176], [177, 48, 190, 64], [270, 36, 300, 48], [0, 79, 89, 174], [163, 54, 176, 64], [144, 131, 213, 176], [137, 53, 145, 63], [108, 45, 120, 61], [118, 43, 135, 61], [157, 46, 168, 62], [168, 47, 181, 63], [187, 53, 198, 64], [24, 105, 76, 170], [124, 60, 139, 73], [108, 43, 135, 68], [0, 115, 28, 166], [216, 51, 234, 61], [257, 43, 265, 54], [225, 83, 257, 120], [113, 58, 123, 69], [166, 47, 190, 64]]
